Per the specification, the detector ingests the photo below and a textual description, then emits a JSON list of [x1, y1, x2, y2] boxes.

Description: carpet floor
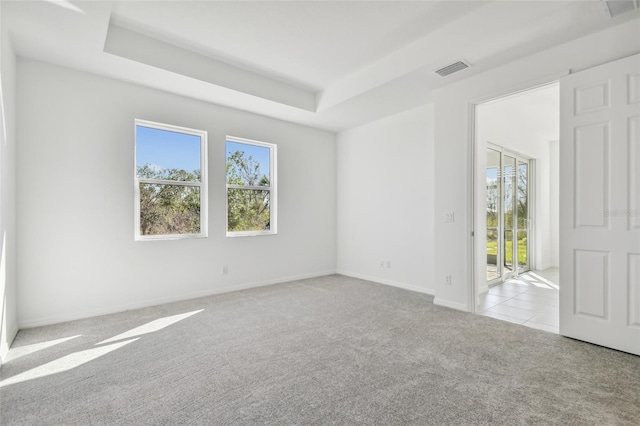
[[1, 275, 639, 425]]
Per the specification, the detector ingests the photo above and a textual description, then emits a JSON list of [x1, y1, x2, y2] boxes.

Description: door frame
[[468, 74, 565, 313]]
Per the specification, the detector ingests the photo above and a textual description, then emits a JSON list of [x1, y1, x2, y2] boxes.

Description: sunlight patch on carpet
[[0, 338, 138, 387], [5, 335, 82, 363], [96, 309, 204, 345]]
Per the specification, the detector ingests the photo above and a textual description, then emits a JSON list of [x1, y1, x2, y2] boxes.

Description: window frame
[[134, 119, 208, 241], [225, 135, 277, 237]]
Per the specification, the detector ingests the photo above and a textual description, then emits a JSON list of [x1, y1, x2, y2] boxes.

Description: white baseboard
[[433, 297, 469, 312], [18, 270, 337, 329], [475, 284, 489, 306], [336, 270, 435, 296], [535, 262, 550, 271]]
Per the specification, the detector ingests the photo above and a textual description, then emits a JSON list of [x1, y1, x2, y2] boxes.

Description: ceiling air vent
[[435, 60, 470, 77], [601, 0, 639, 17]]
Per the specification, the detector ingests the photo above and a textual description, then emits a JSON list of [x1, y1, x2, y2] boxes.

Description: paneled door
[[559, 54, 640, 355]]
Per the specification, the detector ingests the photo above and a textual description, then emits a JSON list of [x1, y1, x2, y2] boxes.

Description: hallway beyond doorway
[[478, 268, 559, 333]]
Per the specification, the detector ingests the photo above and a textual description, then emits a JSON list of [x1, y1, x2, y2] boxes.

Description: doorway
[[473, 83, 560, 333]]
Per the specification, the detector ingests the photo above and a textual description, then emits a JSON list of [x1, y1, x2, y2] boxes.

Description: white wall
[[549, 139, 559, 266], [475, 84, 560, 295], [0, 3, 18, 363], [16, 59, 337, 328], [337, 104, 435, 294], [434, 19, 640, 311]]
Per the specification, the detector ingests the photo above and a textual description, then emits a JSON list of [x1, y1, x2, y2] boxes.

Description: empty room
[[1, 1, 639, 424]]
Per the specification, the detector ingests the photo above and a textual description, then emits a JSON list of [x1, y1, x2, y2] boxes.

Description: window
[[226, 136, 277, 236], [135, 119, 207, 240]]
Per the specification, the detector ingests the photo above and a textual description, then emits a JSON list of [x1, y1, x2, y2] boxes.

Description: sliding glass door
[[503, 154, 516, 276], [516, 159, 529, 272], [486, 145, 531, 284], [486, 148, 501, 281]]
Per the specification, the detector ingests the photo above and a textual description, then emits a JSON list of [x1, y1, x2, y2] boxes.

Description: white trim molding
[[134, 119, 208, 241], [225, 135, 277, 237], [18, 270, 337, 329], [433, 297, 469, 312], [337, 270, 435, 296]]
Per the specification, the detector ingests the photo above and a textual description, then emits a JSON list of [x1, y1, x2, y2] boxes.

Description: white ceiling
[[4, 1, 640, 131], [110, 1, 487, 90]]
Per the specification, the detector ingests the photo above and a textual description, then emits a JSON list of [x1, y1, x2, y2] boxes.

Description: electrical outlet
[[445, 274, 452, 285], [222, 265, 228, 275], [444, 212, 455, 222]]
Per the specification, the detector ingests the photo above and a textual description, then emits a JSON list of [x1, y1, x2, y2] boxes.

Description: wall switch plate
[[445, 274, 452, 285], [222, 266, 228, 275], [386, 260, 391, 268]]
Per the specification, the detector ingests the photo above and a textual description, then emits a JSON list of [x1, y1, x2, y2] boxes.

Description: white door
[[560, 53, 640, 355]]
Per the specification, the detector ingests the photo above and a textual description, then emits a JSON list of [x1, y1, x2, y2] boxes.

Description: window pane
[[227, 188, 270, 232], [139, 183, 200, 235], [503, 155, 515, 229], [517, 161, 528, 229], [136, 125, 201, 182], [517, 231, 528, 268], [226, 141, 270, 186]]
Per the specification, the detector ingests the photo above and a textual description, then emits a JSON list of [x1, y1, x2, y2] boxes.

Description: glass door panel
[[504, 230, 514, 272], [486, 148, 501, 282], [503, 155, 516, 276], [516, 160, 529, 271]]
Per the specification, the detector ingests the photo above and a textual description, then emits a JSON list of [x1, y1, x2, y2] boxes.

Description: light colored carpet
[[1, 275, 638, 425]]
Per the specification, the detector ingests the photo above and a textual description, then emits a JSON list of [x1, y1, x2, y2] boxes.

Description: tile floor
[[478, 268, 559, 333]]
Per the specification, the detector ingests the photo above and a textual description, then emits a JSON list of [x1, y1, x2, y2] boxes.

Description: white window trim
[[134, 119, 208, 241], [225, 135, 277, 237]]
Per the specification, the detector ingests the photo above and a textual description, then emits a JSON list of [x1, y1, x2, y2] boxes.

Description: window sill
[[135, 233, 208, 242], [226, 231, 277, 238]]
